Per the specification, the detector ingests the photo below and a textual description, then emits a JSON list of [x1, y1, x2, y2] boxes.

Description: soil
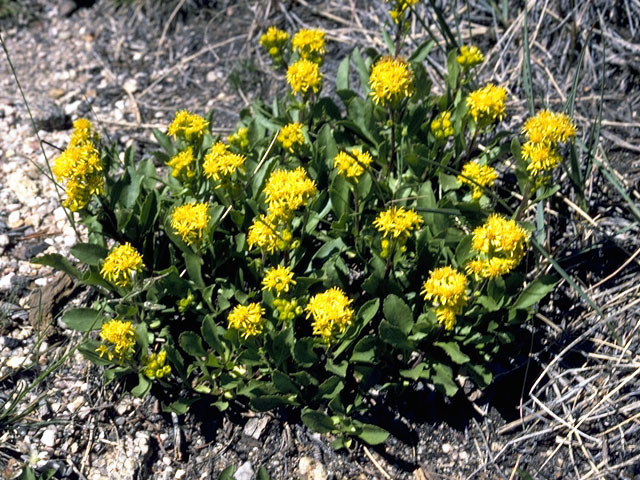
[[1, 1, 639, 479]]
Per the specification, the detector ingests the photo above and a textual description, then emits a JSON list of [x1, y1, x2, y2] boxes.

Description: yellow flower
[[262, 265, 296, 295], [228, 126, 249, 150], [421, 266, 468, 330], [305, 287, 354, 343], [167, 110, 209, 141], [521, 141, 563, 176], [522, 110, 577, 144], [263, 167, 317, 221], [142, 350, 171, 379], [260, 26, 289, 61], [171, 203, 210, 246], [373, 206, 423, 238], [203, 142, 246, 182], [334, 149, 373, 181], [228, 302, 266, 339], [101, 242, 145, 288], [430, 111, 454, 139], [166, 147, 196, 180], [292, 28, 325, 62], [466, 83, 507, 123], [369, 56, 414, 106], [54, 122, 104, 212], [384, 0, 420, 23], [457, 45, 484, 68], [69, 118, 100, 147], [247, 214, 283, 253], [458, 161, 498, 201], [467, 214, 529, 279], [97, 319, 136, 362], [287, 59, 323, 96], [277, 123, 306, 154]]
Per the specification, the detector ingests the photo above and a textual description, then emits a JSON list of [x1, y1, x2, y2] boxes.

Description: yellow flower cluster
[[166, 147, 195, 180], [260, 26, 289, 63], [247, 214, 293, 253], [333, 149, 373, 181], [431, 111, 454, 139], [466, 83, 507, 124], [228, 126, 249, 150], [171, 203, 210, 246], [384, 0, 420, 24], [167, 110, 209, 141], [101, 242, 145, 288], [263, 167, 318, 221], [277, 123, 306, 154], [457, 45, 484, 68], [292, 28, 325, 63], [373, 206, 423, 239], [521, 110, 577, 176], [421, 266, 468, 330], [458, 161, 498, 201], [53, 118, 104, 211], [305, 287, 354, 343], [262, 265, 296, 296], [369, 56, 414, 106], [142, 350, 171, 379], [96, 319, 136, 362], [273, 298, 303, 322], [466, 214, 529, 278], [228, 303, 266, 339], [287, 59, 323, 96], [203, 142, 246, 182]]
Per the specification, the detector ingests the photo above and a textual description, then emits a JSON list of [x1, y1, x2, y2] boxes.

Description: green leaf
[[31, 253, 82, 279], [431, 363, 458, 396], [184, 250, 205, 288], [70, 243, 108, 267], [399, 363, 427, 380], [131, 373, 151, 397], [351, 47, 370, 92], [217, 465, 235, 480], [152, 128, 177, 156], [179, 331, 207, 358], [61, 308, 107, 332], [434, 341, 470, 365], [317, 376, 344, 400], [356, 422, 389, 445], [301, 408, 336, 434], [409, 38, 435, 63], [202, 315, 227, 353], [256, 467, 271, 480], [336, 55, 350, 91], [383, 294, 413, 335], [330, 174, 350, 219], [272, 371, 300, 395], [250, 395, 294, 411], [464, 363, 492, 389], [512, 275, 557, 310], [350, 335, 378, 363], [326, 358, 348, 377], [293, 338, 318, 367], [379, 319, 412, 350]]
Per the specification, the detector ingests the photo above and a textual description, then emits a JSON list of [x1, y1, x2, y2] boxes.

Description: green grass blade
[[521, 7, 534, 116]]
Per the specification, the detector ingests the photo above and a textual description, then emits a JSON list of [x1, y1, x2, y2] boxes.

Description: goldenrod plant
[[34, 1, 578, 447]]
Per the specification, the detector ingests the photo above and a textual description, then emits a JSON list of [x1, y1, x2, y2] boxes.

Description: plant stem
[[388, 107, 397, 177], [352, 185, 360, 237]]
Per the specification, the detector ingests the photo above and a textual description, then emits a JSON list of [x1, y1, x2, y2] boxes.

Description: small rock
[[206, 71, 221, 83], [175, 469, 186, 480], [66, 396, 86, 413], [234, 461, 254, 480], [7, 211, 23, 229], [123, 78, 138, 94], [243, 416, 270, 440], [0, 235, 9, 247], [53, 207, 67, 223], [32, 100, 71, 132], [5, 356, 27, 369], [41, 429, 57, 448], [459, 451, 469, 461], [442, 443, 452, 454], [298, 456, 327, 480], [49, 88, 66, 99]]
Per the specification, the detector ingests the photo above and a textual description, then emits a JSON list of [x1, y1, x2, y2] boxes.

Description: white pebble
[[41, 428, 57, 448]]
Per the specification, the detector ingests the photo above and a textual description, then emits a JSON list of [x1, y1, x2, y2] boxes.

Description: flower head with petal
[[334, 149, 373, 182], [171, 203, 210, 246], [101, 242, 145, 288], [287, 59, 322, 96], [373, 206, 423, 239], [305, 287, 354, 343], [228, 303, 266, 339], [167, 110, 209, 141], [262, 265, 296, 296], [96, 319, 136, 362], [369, 56, 414, 106], [466, 84, 507, 123]]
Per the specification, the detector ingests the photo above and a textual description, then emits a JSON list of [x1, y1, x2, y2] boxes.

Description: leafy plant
[[35, 2, 574, 446]]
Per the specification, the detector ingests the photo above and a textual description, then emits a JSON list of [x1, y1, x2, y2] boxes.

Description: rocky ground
[[1, 1, 639, 479]]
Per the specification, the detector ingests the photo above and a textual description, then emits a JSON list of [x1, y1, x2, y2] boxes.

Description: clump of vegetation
[[36, 0, 578, 447]]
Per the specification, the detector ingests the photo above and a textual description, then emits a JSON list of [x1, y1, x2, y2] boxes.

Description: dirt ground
[[1, 1, 639, 479]]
